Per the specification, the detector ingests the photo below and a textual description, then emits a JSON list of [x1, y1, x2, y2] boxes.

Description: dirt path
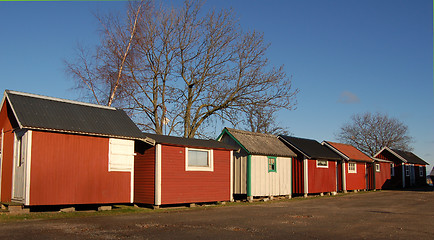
[[1, 189, 433, 239]]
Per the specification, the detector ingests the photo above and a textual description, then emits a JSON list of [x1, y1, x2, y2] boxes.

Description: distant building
[[374, 147, 429, 188]]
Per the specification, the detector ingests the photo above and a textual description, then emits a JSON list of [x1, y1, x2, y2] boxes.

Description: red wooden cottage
[[278, 135, 342, 196], [369, 157, 393, 190], [322, 141, 373, 192], [0, 90, 154, 207], [134, 133, 234, 208], [374, 147, 429, 188]]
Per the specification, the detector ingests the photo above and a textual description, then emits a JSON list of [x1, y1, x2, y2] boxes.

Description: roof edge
[[218, 128, 250, 154], [372, 157, 393, 163], [278, 135, 311, 159], [374, 147, 407, 163], [322, 141, 350, 161], [23, 126, 155, 145], [6, 90, 117, 111]]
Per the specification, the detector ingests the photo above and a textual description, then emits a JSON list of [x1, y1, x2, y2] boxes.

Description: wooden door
[[292, 156, 304, 195], [12, 130, 27, 202]]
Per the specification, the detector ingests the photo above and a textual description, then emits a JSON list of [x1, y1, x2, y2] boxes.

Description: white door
[[12, 130, 27, 202]]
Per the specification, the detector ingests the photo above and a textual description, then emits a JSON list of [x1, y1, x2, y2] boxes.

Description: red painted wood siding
[[375, 162, 391, 189], [337, 162, 343, 191], [292, 156, 304, 194], [160, 145, 230, 205], [346, 162, 366, 190], [307, 159, 337, 193], [366, 163, 375, 190], [0, 101, 15, 202], [134, 146, 155, 205], [29, 131, 131, 205]]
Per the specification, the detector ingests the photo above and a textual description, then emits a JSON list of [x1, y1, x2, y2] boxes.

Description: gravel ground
[[0, 187, 433, 239]]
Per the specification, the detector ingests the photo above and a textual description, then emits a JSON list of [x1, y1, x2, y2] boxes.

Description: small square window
[[348, 162, 357, 173], [390, 163, 394, 176], [375, 163, 380, 172], [419, 167, 424, 177], [268, 157, 277, 172], [316, 160, 328, 168], [405, 165, 410, 176]]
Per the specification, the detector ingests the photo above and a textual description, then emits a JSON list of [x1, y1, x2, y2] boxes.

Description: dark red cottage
[[374, 147, 428, 189]]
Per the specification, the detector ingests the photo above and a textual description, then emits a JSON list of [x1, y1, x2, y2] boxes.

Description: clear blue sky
[[0, 1, 433, 168]]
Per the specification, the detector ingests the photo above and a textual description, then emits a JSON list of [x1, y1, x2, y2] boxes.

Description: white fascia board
[[6, 90, 116, 110], [4, 93, 23, 129], [371, 157, 393, 163], [374, 147, 407, 163], [321, 141, 349, 161], [278, 136, 311, 159]]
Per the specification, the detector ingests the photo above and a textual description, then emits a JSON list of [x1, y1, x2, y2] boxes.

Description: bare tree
[[66, 1, 148, 107], [243, 106, 289, 135], [66, 0, 298, 137], [337, 112, 413, 156]]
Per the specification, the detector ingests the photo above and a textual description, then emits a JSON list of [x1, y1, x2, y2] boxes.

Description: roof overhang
[[217, 128, 249, 154], [374, 147, 407, 163], [372, 157, 393, 163], [321, 141, 350, 161], [278, 136, 311, 159]]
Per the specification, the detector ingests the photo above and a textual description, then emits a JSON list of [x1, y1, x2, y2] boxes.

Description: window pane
[[189, 150, 208, 167], [318, 160, 327, 166]]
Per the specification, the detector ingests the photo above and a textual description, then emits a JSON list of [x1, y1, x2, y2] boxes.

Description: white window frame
[[316, 160, 328, 168], [390, 163, 394, 176], [405, 165, 410, 176], [375, 163, 380, 172], [419, 166, 424, 177], [348, 162, 357, 173], [185, 147, 214, 172]]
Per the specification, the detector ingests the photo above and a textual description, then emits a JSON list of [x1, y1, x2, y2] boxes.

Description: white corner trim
[[342, 161, 346, 191], [25, 130, 32, 205], [155, 144, 162, 206]]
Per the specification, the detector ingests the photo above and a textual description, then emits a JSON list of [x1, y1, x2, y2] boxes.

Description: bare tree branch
[[336, 112, 413, 156]]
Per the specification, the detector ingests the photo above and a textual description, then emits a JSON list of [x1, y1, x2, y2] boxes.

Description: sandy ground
[[0, 188, 433, 239]]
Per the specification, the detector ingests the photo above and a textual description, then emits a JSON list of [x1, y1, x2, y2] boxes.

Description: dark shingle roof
[[390, 149, 429, 165], [4, 90, 153, 143], [221, 128, 296, 157], [143, 132, 235, 150], [278, 135, 341, 160]]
